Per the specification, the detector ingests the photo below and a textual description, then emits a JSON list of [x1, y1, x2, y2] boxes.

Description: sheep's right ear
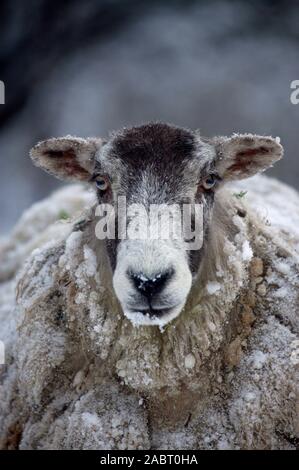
[[30, 136, 103, 182]]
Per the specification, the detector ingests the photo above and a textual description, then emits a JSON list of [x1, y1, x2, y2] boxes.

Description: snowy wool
[[0, 175, 298, 450], [184, 353, 196, 369], [206, 281, 222, 295], [242, 241, 253, 262]]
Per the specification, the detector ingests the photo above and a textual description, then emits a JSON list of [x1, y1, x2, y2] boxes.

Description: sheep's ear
[[30, 136, 103, 182], [214, 134, 283, 181]]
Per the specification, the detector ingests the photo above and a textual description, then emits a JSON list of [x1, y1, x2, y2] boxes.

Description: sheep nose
[[129, 270, 173, 300]]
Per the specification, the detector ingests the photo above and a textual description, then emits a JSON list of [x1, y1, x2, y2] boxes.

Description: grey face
[[92, 123, 219, 325], [31, 122, 283, 326]]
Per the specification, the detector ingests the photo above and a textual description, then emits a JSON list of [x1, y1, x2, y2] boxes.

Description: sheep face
[[30, 123, 283, 326], [97, 124, 210, 326]]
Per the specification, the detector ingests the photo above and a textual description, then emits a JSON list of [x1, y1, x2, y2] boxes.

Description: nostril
[[129, 269, 174, 300]]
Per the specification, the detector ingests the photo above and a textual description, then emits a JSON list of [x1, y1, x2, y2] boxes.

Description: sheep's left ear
[[214, 134, 283, 181], [30, 136, 104, 182]]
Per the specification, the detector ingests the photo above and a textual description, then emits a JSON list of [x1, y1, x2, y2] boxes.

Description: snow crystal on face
[[206, 281, 222, 295]]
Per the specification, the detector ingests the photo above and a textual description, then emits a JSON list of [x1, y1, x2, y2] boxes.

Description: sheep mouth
[[129, 306, 174, 318], [123, 302, 184, 326]]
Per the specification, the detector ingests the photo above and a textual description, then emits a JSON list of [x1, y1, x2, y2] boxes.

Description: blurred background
[[0, 0, 299, 233]]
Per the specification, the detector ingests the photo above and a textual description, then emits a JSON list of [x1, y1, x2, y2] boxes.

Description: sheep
[[0, 122, 298, 450]]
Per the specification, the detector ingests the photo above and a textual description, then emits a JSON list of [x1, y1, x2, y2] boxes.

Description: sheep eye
[[202, 174, 217, 190], [95, 175, 110, 192]]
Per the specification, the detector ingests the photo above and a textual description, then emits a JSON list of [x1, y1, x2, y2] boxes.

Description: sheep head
[[30, 123, 283, 326]]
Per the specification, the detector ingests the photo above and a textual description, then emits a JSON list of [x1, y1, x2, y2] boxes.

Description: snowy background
[[1, 0, 299, 233]]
